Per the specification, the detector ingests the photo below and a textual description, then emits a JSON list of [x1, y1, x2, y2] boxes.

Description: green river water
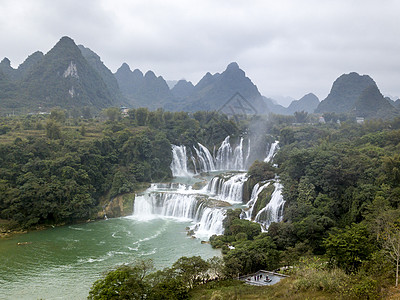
[[0, 216, 220, 299]]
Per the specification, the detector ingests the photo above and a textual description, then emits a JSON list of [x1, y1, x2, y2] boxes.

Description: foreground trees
[[88, 257, 218, 300]]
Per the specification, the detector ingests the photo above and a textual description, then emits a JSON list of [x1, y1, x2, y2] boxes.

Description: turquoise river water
[[0, 216, 220, 299]]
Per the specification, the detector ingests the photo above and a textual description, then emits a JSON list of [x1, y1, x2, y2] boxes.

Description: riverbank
[[0, 185, 148, 239], [0, 220, 27, 238]]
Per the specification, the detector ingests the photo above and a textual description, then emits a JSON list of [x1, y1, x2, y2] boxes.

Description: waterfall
[[193, 207, 225, 239], [163, 137, 284, 238], [264, 141, 279, 163], [245, 182, 270, 220], [218, 173, 247, 203], [215, 136, 246, 171], [245, 139, 251, 167], [254, 181, 285, 228], [133, 187, 226, 238], [216, 136, 232, 170], [193, 143, 216, 173], [170, 145, 192, 177], [190, 156, 198, 174], [171, 135, 251, 175], [206, 173, 247, 203], [233, 138, 244, 170]]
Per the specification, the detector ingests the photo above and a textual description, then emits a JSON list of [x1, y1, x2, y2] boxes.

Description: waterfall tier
[[254, 181, 285, 228], [216, 136, 246, 171], [264, 141, 279, 163], [133, 185, 227, 238], [193, 143, 216, 173], [205, 173, 247, 204], [171, 145, 193, 177], [244, 182, 270, 220], [171, 135, 249, 177]]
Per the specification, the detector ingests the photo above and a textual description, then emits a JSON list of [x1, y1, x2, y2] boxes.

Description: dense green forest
[[0, 108, 240, 230]]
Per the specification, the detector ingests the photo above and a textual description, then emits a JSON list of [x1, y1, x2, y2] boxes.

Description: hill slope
[[18, 36, 115, 111]]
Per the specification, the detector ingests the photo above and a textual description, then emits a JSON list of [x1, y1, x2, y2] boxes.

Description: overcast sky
[[1, 0, 399, 106]]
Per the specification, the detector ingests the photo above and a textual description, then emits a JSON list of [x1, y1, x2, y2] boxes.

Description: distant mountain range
[[0, 36, 398, 119]]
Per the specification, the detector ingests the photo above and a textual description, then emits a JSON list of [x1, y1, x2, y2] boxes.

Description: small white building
[[356, 117, 364, 124]]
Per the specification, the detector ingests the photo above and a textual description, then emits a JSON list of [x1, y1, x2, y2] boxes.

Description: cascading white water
[[254, 181, 285, 228], [133, 184, 227, 238], [206, 173, 247, 204], [218, 173, 247, 203], [157, 137, 284, 239], [245, 139, 251, 167], [193, 206, 225, 239], [215, 136, 232, 170], [171, 145, 192, 177], [215, 136, 246, 171], [233, 138, 244, 170], [190, 156, 198, 174], [133, 192, 200, 220], [172, 135, 250, 175], [245, 182, 270, 220], [264, 141, 279, 163], [193, 143, 216, 173]]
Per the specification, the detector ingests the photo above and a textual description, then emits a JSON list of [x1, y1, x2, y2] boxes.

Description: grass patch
[[189, 278, 335, 300]]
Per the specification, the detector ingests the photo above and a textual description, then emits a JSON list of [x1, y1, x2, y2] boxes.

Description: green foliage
[[294, 111, 308, 123], [88, 260, 153, 300], [50, 108, 67, 123], [324, 223, 375, 273], [247, 160, 275, 182], [103, 107, 121, 122], [46, 119, 61, 139], [172, 256, 210, 289], [223, 233, 280, 277], [292, 257, 380, 299], [88, 256, 218, 299]]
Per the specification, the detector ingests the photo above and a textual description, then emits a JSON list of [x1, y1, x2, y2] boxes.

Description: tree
[[46, 119, 61, 139], [172, 256, 209, 289], [294, 110, 308, 123], [50, 108, 66, 123], [82, 106, 92, 119], [247, 160, 275, 182], [135, 108, 149, 126], [324, 223, 375, 273], [88, 260, 153, 300], [382, 221, 400, 286], [103, 107, 121, 122]]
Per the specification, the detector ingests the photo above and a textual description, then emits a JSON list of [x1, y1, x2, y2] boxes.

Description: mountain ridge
[[0, 36, 397, 119]]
